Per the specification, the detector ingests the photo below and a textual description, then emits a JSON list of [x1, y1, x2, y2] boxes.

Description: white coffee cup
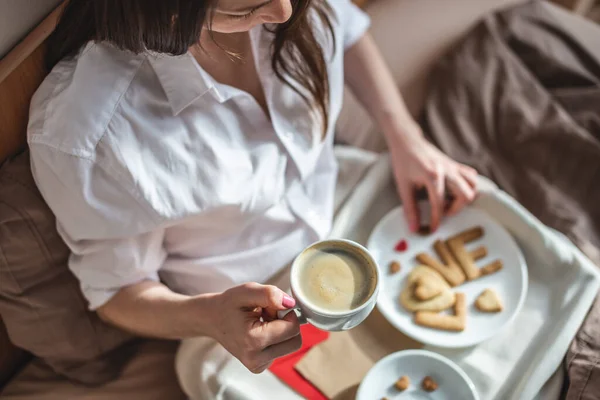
[[278, 239, 380, 331]]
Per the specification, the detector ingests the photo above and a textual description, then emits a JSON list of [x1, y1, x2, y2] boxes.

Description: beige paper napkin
[[295, 333, 372, 400], [294, 308, 422, 399]]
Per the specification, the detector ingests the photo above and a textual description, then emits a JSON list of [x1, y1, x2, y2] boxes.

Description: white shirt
[[28, 1, 370, 310]]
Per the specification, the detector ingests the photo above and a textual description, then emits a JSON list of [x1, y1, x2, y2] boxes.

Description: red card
[[269, 324, 329, 400]]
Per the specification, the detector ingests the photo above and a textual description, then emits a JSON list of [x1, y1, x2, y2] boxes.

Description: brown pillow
[[0, 317, 27, 387], [0, 150, 138, 386]]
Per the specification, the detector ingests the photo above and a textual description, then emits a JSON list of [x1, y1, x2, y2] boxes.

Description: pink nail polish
[[282, 294, 295, 308]]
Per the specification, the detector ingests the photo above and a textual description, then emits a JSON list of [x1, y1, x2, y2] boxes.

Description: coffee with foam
[[296, 242, 377, 312]]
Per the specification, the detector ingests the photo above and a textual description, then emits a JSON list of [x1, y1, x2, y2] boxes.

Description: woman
[[28, 0, 477, 393]]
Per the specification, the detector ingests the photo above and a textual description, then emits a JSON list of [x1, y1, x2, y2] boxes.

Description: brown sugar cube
[[422, 376, 438, 392], [418, 225, 431, 235], [389, 261, 401, 274], [394, 375, 410, 391]]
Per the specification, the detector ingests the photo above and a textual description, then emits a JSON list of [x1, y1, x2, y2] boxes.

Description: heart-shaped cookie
[[414, 276, 444, 301], [400, 266, 455, 312], [475, 289, 503, 312]]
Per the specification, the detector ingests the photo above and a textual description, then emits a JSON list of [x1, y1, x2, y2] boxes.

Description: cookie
[[475, 289, 503, 312], [447, 227, 502, 281], [415, 240, 466, 287], [422, 376, 438, 392], [414, 292, 467, 331], [480, 260, 503, 277], [399, 266, 456, 312], [447, 237, 480, 281], [395, 375, 410, 391], [414, 276, 444, 301], [451, 226, 484, 243], [470, 246, 487, 261], [401, 287, 455, 312]]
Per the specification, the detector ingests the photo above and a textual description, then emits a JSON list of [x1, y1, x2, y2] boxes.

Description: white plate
[[356, 349, 479, 400], [367, 204, 528, 348]]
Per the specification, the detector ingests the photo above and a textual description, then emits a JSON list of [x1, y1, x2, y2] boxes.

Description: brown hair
[[47, 0, 335, 134]]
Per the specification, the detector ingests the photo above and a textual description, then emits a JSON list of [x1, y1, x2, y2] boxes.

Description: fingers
[[233, 283, 295, 310], [460, 165, 478, 191], [246, 332, 303, 374], [262, 302, 294, 322], [398, 182, 419, 233], [243, 312, 302, 374], [259, 334, 303, 367], [446, 174, 476, 216], [425, 165, 445, 232], [259, 311, 301, 346], [261, 308, 278, 322], [247, 361, 273, 375]]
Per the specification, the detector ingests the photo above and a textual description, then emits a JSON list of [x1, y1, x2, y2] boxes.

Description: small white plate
[[367, 204, 528, 348], [356, 349, 479, 400]]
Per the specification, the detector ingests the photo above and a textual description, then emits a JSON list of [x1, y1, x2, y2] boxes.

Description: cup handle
[[277, 308, 307, 325]]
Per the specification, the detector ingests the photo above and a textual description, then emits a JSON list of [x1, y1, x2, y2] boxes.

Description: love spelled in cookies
[[416, 226, 502, 285], [398, 226, 505, 332]]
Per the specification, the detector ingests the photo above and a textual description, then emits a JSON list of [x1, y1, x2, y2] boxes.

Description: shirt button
[[283, 132, 294, 141]]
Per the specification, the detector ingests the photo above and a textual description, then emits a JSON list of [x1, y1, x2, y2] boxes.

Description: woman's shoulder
[[26, 44, 172, 239], [28, 42, 149, 158]]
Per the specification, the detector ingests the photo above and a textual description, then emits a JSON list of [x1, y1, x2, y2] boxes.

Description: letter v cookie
[[415, 240, 465, 287]]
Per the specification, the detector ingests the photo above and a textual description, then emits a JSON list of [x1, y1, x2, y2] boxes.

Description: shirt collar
[[148, 52, 215, 115], [147, 26, 269, 115]]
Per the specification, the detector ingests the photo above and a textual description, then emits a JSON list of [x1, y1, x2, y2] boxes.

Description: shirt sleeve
[[328, 0, 371, 51], [30, 144, 166, 310]]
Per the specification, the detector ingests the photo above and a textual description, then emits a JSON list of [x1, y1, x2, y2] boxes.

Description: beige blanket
[[422, 2, 600, 398]]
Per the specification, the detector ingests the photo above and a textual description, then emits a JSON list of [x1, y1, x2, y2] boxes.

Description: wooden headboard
[[0, 4, 66, 387], [0, 3, 65, 164]]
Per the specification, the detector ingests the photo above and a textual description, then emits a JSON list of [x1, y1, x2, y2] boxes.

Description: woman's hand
[[206, 282, 301, 374], [342, 34, 478, 230], [389, 127, 478, 233]]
